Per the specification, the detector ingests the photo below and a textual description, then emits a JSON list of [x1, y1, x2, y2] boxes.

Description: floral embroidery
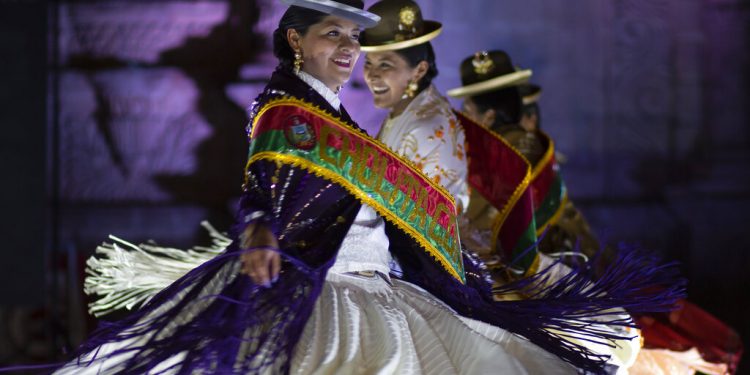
[[436, 165, 460, 185], [378, 85, 470, 212], [427, 125, 446, 142], [455, 143, 465, 161], [399, 133, 419, 156], [410, 152, 439, 174], [435, 128, 444, 139], [416, 100, 441, 119]]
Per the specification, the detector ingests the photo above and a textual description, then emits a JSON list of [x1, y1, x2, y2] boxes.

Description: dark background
[[1, 0, 748, 372]]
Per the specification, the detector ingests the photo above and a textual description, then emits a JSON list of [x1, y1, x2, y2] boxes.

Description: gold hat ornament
[[472, 51, 495, 75], [447, 50, 532, 98], [360, 0, 442, 52]]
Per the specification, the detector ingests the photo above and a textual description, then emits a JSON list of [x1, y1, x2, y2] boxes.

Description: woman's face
[[291, 16, 361, 91], [363, 51, 420, 110], [520, 110, 538, 132], [461, 97, 494, 129]]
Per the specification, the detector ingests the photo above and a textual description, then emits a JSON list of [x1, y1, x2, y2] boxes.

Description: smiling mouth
[[371, 86, 389, 95], [333, 58, 351, 68]]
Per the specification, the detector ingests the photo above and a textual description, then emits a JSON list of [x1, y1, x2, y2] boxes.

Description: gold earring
[[293, 51, 303, 74], [403, 80, 419, 99]]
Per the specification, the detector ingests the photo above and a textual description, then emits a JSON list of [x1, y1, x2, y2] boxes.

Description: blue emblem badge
[[284, 115, 316, 150]]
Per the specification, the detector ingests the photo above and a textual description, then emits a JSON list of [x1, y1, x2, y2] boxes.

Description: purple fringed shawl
[[56, 68, 685, 375]]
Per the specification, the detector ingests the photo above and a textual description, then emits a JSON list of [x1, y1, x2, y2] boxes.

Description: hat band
[[523, 91, 542, 106], [361, 25, 441, 52], [447, 70, 532, 98]]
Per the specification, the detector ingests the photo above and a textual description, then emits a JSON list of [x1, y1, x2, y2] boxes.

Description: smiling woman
[[364, 50, 425, 115], [361, 0, 467, 213], [284, 17, 360, 92]]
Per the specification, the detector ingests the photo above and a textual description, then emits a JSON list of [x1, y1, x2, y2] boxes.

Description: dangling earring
[[293, 51, 303, 74], [402, 79, 419, 99]]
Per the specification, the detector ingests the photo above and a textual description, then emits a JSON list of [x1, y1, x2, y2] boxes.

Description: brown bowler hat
[[360, 0, 442, 52], [447, 50, 532, 98]]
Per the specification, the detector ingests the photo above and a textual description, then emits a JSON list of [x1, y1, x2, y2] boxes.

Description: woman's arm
[[234, 162, 282, 287]]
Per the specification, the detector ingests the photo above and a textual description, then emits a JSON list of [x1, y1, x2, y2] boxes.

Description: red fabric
[[637, 299, 743, 374], [455, 111, 536, 258], [456, 111, 529, 212]]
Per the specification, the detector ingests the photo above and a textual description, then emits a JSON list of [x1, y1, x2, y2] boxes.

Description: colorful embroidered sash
[[248, 98, 465, 282], [530, 132, 568, 236], [454, 111, 539, 273]]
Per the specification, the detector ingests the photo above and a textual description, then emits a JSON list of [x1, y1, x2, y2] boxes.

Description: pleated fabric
[[291, 271, 576, 375]]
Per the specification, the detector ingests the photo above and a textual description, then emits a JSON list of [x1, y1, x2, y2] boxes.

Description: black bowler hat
[[360, 0, 442, 52], [447, 50, 532, 98], [280, 0, 381, 28]]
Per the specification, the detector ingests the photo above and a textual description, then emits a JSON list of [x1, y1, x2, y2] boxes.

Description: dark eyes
[[326, 30, 360, 41], [364, 61, 392, 69]]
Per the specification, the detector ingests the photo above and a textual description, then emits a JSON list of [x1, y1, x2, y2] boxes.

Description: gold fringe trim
[[530, 131, 567, 236], [523, 251, 542, 277], [536, 189, 569, 237], [530, 131, 556, 181]]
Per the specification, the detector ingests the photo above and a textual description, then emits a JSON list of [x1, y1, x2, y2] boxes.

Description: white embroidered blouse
[[377, 85, 470, 213]]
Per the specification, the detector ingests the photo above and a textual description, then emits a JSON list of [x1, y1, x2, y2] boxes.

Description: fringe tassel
[[84, 221, 229, 317], [489, 244, 685, 372]]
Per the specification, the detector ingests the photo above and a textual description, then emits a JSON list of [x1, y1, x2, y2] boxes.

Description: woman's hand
[[238, 222, 281, 287]]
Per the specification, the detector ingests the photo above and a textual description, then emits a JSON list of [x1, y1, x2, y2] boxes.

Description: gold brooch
[[472, 51, 494, 75], [399, 6, 416, 27]]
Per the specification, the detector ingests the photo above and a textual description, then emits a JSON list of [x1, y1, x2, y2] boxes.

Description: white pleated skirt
[[290, 271, 576, 375], [54, 271, 579, 375]]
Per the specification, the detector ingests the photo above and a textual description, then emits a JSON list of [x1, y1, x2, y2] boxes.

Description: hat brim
[[522, 88, 542, 105], [447, 70, 533, 98], [360, 21, 442, 52], [280, 0, 381, 28]]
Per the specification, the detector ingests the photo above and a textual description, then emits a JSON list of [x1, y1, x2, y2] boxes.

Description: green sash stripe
[[511, 222, 539, 272], [535, 174, 566, 233]]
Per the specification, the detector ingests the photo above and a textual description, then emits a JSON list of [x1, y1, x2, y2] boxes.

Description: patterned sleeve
[[235, 163, 274, 232], [396, 113, 470, 213]]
